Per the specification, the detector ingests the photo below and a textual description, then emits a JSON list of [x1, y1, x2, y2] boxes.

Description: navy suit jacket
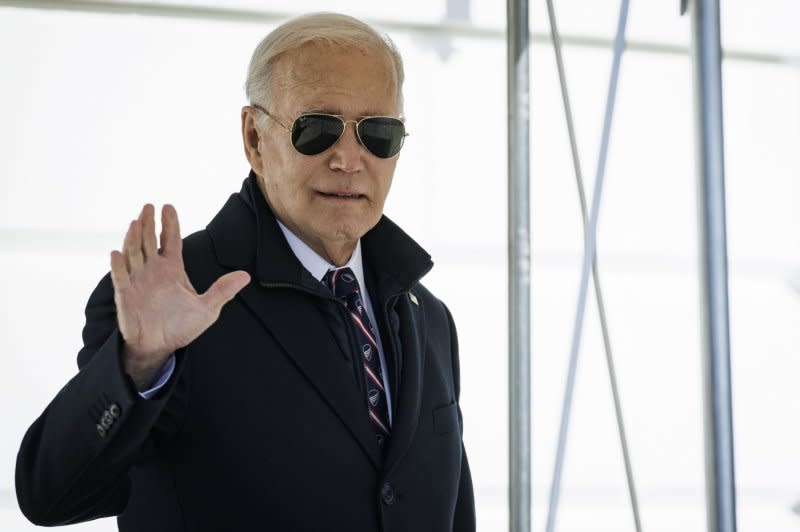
[[16, 173, 475, 531]]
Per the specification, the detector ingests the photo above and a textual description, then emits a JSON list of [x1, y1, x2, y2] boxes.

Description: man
[[16, 12, 474, 531]]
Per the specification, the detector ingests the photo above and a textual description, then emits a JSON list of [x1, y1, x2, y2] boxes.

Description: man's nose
[[329, 122, 364, 172]]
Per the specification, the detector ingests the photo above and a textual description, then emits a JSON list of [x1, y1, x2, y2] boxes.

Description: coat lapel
[[235, 282, 383, 469], [382, 294, 427, 474], [361, 215, 433, 473]]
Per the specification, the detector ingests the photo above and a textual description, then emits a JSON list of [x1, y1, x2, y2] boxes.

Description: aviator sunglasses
[[250, 104, 408, 159]]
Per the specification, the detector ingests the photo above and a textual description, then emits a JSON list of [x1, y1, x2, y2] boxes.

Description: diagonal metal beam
[[544, 0, 643, 531], [545, 0, 631, 530]]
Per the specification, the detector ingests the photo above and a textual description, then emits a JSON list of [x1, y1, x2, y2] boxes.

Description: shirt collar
[[276, 219, 367, 290]]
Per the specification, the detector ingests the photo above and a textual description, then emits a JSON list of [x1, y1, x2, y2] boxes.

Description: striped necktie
[[324, 267, 391, 449]]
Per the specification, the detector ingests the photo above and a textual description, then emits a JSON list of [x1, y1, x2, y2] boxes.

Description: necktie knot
[[324, 267, 360, 300]]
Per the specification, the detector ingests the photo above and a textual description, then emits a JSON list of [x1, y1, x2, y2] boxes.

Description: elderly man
[[16, 12, 474, 532]]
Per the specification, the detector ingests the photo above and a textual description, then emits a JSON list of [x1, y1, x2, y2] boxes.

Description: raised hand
[[110, 204, 250, 391]]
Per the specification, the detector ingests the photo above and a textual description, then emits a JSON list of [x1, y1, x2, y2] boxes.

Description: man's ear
[[241, 107, 264, 174]]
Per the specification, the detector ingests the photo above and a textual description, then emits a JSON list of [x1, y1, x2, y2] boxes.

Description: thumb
[[200, 270, 251, 314]]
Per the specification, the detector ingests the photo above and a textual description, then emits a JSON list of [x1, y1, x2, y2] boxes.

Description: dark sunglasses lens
[[358, 118, 406, 158], [291, 114, 344, 155]]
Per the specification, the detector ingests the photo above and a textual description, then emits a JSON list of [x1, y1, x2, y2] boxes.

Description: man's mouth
[[317, 191, 365, 200]]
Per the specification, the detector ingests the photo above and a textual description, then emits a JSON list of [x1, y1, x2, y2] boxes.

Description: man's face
[[244, 43, 401, 265]]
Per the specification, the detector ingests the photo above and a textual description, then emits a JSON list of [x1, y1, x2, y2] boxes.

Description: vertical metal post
[[688, 1, 738, 531], [507, 0, 531, 531]]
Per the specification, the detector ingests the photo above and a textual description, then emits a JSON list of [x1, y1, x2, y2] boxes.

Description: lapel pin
[[409, 292, 419, 306]]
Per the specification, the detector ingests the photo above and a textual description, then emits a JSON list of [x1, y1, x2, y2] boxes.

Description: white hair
[[245, 12, 405, 110]]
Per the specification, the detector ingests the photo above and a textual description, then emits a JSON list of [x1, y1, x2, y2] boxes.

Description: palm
[[110, 204, 250, 388], [116, 254, 209, 357]]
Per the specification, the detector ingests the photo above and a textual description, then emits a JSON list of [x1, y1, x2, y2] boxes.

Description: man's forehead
[[276, 46, 393, 84], [270, 44, 399, 115]]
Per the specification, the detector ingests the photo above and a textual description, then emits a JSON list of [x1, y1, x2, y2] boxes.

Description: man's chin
[[319, 213, 380, 241]]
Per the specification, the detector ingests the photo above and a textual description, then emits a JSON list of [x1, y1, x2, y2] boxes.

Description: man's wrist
[[122, 345, 173, 392], [137, 355, 177, 399]]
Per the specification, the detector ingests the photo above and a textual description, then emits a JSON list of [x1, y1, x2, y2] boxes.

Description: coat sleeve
[[15, 272, 185, 526], [443, 304, 477, 532]]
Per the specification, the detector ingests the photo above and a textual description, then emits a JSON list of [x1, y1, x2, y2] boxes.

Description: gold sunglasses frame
[[249, 104, 409, 159]]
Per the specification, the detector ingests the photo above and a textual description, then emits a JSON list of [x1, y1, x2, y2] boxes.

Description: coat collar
[[208, 171, 433, 300]]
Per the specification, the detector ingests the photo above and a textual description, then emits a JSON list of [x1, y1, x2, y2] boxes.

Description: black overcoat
[[16, 173, 475, 531]]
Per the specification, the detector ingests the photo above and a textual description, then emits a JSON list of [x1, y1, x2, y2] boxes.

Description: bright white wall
[[1, 1, 798, 531]]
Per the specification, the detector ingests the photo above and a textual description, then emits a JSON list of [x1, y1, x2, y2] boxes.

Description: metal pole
[[507, 0, 531, 530], [688, 1, 738, 531]]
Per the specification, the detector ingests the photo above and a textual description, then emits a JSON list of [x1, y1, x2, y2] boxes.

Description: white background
[[1, 1, 798, 530]]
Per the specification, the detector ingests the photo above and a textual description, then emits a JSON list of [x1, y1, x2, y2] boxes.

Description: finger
[[199, 270, 251, 315], [160, 204, 183, 258], [123, 219, 144, 273], [110, 250, 131, 291], [140, 203, 158, 261]]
